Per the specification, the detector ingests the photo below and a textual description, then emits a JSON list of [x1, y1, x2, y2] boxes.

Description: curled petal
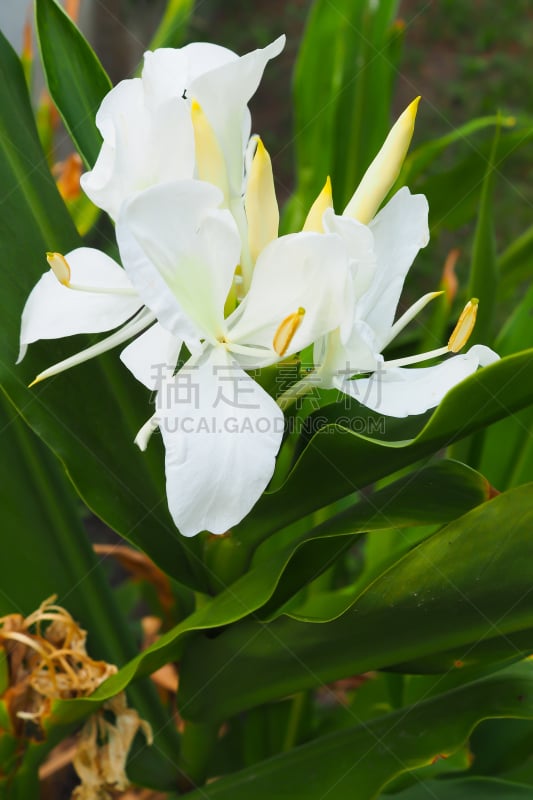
[[191, 36, 285, 194], [157, 347, 283, 536], [228, 231, 351, 366], [117, 180, 240, 347], [19, 248, 142, 362], [358, 187, 430, 349], [81, 78, 194, 220], [333, 344, 499, 417]]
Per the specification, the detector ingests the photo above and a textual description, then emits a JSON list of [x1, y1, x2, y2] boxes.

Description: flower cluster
[[19, 37, 498, 536]]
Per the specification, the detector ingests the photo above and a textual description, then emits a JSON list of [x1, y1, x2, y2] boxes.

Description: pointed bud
[[303, 176, 333, 233], [448, 298, 479, 353], [273, 307, 305, 357], [191, 99, 229, 201], [245, 137, 279, 263], [47, 252, 71, 286], [344, 97, 420, 224]]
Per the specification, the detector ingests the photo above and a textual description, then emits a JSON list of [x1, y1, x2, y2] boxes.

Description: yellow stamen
[[47, 252, 71, 286], [273, 307, 306, 357], [302, 176, 333, 233], [448, 298, 479, 353], [190, 99, 228, 200], [28, 375, 44, 389], [245, 137, 279, 263], [344, 96, 420, 224]]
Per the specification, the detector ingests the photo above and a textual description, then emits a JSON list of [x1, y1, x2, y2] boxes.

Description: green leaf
[[35, 0, 112, 167], [28, 460, 488, 733], [284, 0, 401, 231], [499, 223, 533, 293], [477, 284, 533, 490], [241, 350, 533, 542], [398, 114, 515, 188], [149, 0, 195, 49], [390, 777, 533, 800], [413, 122, 533, 233], [0, 397, 182, 790], [182, 665, 533, 800], [0, 28, 204, 590], [177, 484, 533, 722], [467, 122, 500, 346]]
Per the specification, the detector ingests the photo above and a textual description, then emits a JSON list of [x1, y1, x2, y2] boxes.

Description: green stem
[[277, 374, 317, 411]]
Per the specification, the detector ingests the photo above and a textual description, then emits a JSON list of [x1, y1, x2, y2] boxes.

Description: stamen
[[448, 298, 479, 353], [273, 307, 306, 357], [384, 290, 444, 348], [47, 252, 71, 286], [46, 251, 138, 296], [67, 283, 138, 296]]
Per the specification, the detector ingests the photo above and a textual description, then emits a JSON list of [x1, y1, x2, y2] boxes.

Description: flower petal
[[80, 76, 194, 220], [333, 344, 499, 417], [227, 231, 350, 366], [322, 208, 376, 299], [18, 248, 142, 361], [358, 187, 429, 349], [190, 36, 285, 194], [117, 180, 241, 347], [120, 322, 181, 389], [157, 347, 283, 536]]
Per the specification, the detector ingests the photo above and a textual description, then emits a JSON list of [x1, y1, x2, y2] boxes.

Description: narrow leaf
[[35, 0, 112, 167]]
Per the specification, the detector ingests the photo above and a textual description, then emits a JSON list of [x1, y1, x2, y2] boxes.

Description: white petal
[[157, 347, 283, 536], [117, 180, 241, 346], [322, 209, 376, 299], [120, 322, 181, 389], [333, 344, 500, 417], [190, 36, 285, 194], [314, 321, 379, 388], [19, 248, 142, 360], [358, 187, 429, 349], [228, 231, 350, 365], [81, 78, 194, 220], [181, 42, 239, 81]]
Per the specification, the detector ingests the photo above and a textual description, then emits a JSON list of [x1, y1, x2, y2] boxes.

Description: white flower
[[284, 99, 499, 417], [117, 180, 350, 535], [81, 36, 285, 222], [20, 181, 350, 536], [314, 188, 499, 417]]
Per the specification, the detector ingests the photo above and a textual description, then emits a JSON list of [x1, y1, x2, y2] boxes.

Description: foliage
[[0, 0, 531, 797]]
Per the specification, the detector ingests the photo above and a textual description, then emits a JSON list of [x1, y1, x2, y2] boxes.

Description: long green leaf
[[0, 398, 182, 790], [499, 223, 533, 293], [23, 461, 488, 735], [178, 484, 533, 721], [284, 0, 401, 231], [0, 28, 205, 590], [182, 665, 533, 799], [35, 0, 112, 167], [467, 122, 500, 345], [149, 0, 195, 49], [240, 350, 533, 542], [390, 777, 533, 800], [477, 283, 533, 490]]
